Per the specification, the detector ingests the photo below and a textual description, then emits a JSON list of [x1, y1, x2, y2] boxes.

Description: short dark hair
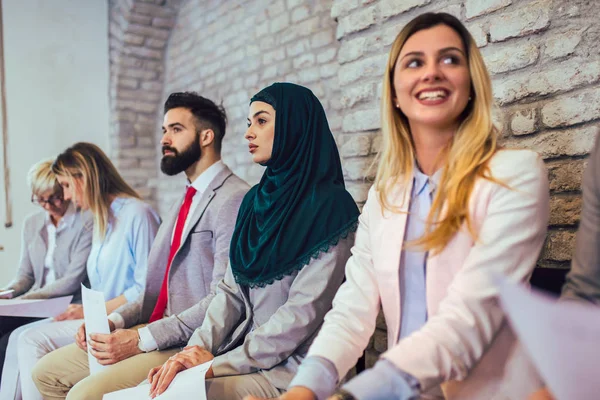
[[164, 92, 227, 153]]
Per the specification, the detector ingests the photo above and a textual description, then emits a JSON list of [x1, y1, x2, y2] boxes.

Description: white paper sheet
[[498, 278, 600, 400], [81, 284, 110, 375], [0, 295, 72, 317], [103, 360, 214, 400]]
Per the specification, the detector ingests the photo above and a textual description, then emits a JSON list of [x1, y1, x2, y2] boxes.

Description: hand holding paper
[[148, 345, 215, 398], [103, 360, 214, 400], [88, 327, 142, 365], [81, 284, 110, 375]]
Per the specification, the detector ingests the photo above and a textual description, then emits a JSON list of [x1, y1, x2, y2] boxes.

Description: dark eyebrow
[[400, 46, 465, 60], [162, 122, 185, 131], [247, 110, 271, 121], [438, 46, 466, 56], [400, 51, 424, 60]]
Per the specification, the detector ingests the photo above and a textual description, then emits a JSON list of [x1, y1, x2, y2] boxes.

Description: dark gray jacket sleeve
[[562, 133, 600, 303]]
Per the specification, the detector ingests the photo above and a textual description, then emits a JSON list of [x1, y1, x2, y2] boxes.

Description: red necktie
[[149, 186, 197, 323]]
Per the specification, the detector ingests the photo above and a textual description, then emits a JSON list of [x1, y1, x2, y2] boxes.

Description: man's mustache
[[162, 146, 178, 156]]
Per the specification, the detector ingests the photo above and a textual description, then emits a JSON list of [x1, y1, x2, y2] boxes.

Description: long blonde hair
[[376, 13, 500, 253], [52, 142, 139, 240]]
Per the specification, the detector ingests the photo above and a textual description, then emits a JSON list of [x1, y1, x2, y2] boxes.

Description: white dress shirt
[[42, 204, 76, 287]]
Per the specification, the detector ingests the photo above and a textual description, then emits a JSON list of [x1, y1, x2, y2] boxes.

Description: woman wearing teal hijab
[[147, 83, 359, 399]]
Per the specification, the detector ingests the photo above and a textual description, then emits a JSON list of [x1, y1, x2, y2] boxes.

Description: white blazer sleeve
[[306, 186, 382, 379]]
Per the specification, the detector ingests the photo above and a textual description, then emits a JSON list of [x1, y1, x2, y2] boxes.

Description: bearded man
[[32, 92, 249, 400]]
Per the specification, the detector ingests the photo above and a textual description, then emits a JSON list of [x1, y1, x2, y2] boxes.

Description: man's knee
[[31, 351, 58, 391], [66, 377, 105, 400]]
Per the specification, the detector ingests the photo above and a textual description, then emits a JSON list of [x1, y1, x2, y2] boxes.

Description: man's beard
[[160, 134, 201, 176]]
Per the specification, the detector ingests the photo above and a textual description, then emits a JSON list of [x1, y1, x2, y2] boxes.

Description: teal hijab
[[230, 83, 359, 287]]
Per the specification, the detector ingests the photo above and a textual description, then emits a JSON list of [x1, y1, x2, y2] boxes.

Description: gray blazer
[[3, 208, 93, 302], [562, 133, 600, 303], [187, 236, 354, 390], [114, 166, 249, 349]]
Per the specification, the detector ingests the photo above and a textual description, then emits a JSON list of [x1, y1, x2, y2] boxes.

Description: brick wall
[[109, 0, 600, 367], [154, 0, 343, 214], [108, 0, 180, 211], [332, 0, 599, 364]]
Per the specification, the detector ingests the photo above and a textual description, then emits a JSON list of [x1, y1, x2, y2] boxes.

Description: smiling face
[[393, 24, 471, 132], [245, 101, 276, 165]]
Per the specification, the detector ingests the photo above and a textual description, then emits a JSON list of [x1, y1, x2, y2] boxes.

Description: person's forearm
[[106, 294, 127, 314]]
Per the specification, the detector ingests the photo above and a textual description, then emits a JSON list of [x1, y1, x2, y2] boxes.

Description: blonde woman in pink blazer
[[248, 12, 550, 400]]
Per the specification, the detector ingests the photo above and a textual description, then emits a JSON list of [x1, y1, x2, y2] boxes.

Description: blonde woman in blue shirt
[[15, 142, 160, 400]]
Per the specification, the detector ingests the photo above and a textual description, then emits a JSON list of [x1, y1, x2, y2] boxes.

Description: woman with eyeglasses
[[0, 158, 93, 396], [0, 143, 160, 400]]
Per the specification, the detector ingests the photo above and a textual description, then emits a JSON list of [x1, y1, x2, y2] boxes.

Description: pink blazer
[[308, 150, 549, 399]]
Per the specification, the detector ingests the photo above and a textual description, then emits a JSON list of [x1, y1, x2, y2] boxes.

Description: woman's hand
[[147, 345, 215, 398], [244, 386, 317, 400], [54, 304, 83, 321]]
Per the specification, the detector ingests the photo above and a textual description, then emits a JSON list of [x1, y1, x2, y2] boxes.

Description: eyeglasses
[[31, 194, 63, 207]]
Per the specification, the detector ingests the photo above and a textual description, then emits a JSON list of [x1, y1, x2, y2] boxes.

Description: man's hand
[[244, 387, 317, 400], [54, 304, 84, 321], [75, 320, 115, 351], [528, 388, 555, 400], [88, 326, 140, 365], [147, 346, 215, 398]]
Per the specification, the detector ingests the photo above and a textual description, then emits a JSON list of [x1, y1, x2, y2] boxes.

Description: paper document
[[103, 360, 214, 400], [498, 279, 600, 400], [0, 295, 72, 317], [81, 284, 110, 375]]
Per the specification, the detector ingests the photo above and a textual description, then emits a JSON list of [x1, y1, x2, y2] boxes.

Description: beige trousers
[[31, 326, 283, 400], [204, 374, 282, 399], [31, 325, 181, 400]]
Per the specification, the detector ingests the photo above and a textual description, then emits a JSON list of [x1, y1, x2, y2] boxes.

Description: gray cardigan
[[114, 166, 249, 349], [187, 235, 354, 390], [562, 133, 600, 303], [3, 207, 93, 302]]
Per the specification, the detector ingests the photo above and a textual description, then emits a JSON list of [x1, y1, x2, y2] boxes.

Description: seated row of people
[[0, 142, 162, 400], [0, 12, 567, 400]]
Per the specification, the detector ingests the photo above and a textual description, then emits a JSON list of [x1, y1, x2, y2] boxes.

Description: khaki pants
[[32, 325, 181, 400], [31, 325, 283, 400], [204, 374, 282, 399]]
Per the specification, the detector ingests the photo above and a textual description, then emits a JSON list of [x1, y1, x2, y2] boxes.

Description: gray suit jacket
[[3, 208, 93, 302], [114, 166, 249, 349], [562, 133, 600, 303], [187, 236, 354, 390]]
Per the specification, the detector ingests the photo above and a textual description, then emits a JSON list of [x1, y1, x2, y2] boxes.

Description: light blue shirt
[[86, 197, 160, 302], [398, 166, 438, 339], [289, 167, 439, 400]]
